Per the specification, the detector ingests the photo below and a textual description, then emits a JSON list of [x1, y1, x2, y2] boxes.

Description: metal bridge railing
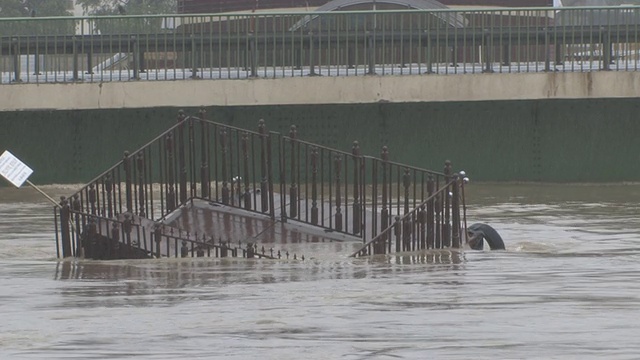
[[4, 6, 640, 83]]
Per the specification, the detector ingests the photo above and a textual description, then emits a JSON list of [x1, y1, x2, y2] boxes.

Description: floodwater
[[1, 183, 640, 359]]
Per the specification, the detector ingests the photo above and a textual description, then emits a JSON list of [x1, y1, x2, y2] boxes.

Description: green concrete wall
[[1, 98, 639, 185]]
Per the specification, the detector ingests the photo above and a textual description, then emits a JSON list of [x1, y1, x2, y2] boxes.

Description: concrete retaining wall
[[2, 98, 639, 184], [2, 71, 640, 110]]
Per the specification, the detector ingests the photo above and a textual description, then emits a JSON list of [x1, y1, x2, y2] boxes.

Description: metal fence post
[[381, 146, 390, 240], [443, 160, 452, 247], [177, 111, 187, 204], [11, 38, 21, 83], [452, 173, 461, 248], [166, 133, 176, 212], [136, 152, 145, 217], [289, 126, 298, 218], [367, 32, 376, 75], [191, 33, 200, 79], [483, 31, 493, 73], [60, 197, 72, 257], [132, 35, 140, 80], [352, 141, 361, 235], [602, 28, 611, 71], [73, 36, 80, 81], [123, 151, 133, 213], [258, 120, 269, 213], [308, 31, 317, 76], [242, 132, 251, 210], [334, 155, 343, 232], [249, 32, 258, 77], [199, 109, 210, 199], [310, 146, 319, 225]]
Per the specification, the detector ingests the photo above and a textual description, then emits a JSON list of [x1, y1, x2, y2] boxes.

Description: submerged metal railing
[[4, 6, 640, 83], [53, 209, 282, 260], [53, 110, 464, 258]]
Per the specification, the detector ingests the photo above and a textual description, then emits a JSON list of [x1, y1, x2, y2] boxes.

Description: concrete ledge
[[1, 71, 638, 111]]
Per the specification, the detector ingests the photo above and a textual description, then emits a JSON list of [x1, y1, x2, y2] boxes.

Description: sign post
[[1, 150, 78, 258], [0, 150, 60, 208]]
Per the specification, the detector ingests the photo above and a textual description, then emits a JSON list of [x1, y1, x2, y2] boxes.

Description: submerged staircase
[[53, 110, 468, 260]]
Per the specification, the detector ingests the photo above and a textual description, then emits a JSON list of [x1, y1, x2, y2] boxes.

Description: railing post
[[132, 35, 140, 80], [367, 32, 376, 75], [451, 43, 458, 68], [72, 195, 81, 242], [555, 42, 564, 66], [267, 132, 275, 220], [394, 215, 401, 253], [258, 120, 269, 213], [544, 27, 551, 72], [310, 146, 319, 225], [380, 146, 389, 240], [220, 128, 230, 205], [123, 151, 133, 213], [352, 141, 362, 235], [402, 168, 411, 251], [334, 155, 343, 231], [289, 126, 298, 218], [308, 31, 317, 76], [154, 223, 162, 258], [34, 39, 41, 75], [60, 197, 72, 257], [199, 109, 209, 198], [502, 42, 511, 66], [166, 133, 176, 212], [249, 32, 258, 77], [105, 173, 113, 218], [602, 28, 611, 71], [11, 38, 21, 83], [89, 183, 97, 215], [177, 111, 188, 205], [72, 36, 79, 81], [425, 31, 433, 74], [188, 110, 196, 199], [418, 204, 426, 250], [86, 45, 93, 75], [443, 160, 452, 248], [427, 175, 435, 249], [191, 33, 200, 79], [452, 173, 461, 248], [241, 132, 251, 210], [482, 31, 493, 73], [123, 213, 132, 258], [136, 152, 145, 217]]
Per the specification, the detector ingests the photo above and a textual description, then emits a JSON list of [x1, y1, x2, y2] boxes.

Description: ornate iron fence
[[53, 110, 466, 259]]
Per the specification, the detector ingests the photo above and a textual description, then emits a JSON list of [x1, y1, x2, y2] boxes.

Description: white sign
[[0, 150, 34, 188]]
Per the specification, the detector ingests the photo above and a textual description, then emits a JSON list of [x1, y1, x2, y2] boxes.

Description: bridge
[[4, 6, 638, 79]]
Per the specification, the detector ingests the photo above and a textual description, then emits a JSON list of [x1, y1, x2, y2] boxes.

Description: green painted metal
[[2, 99, 640, 185], [3, 6, 640, 82]]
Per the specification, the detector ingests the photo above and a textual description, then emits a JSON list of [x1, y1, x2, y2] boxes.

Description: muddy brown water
[[1, 183, 639, 359]]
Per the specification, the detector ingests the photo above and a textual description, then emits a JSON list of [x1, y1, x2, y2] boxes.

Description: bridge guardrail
[[4, 6, 640, 83]]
